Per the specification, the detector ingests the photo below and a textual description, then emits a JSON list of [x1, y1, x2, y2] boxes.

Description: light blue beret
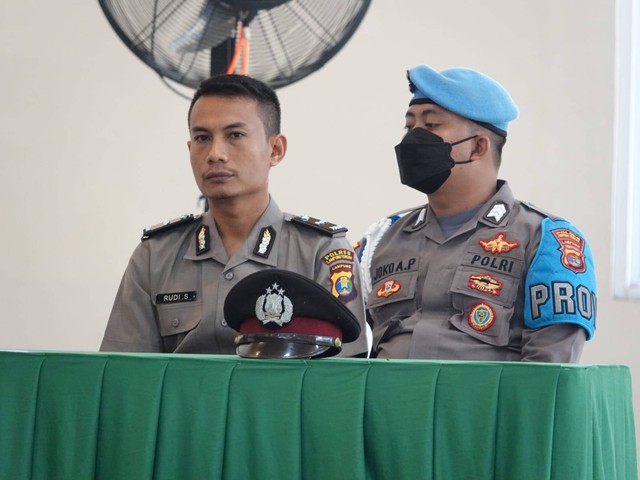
[[408, 65, 519, 136]]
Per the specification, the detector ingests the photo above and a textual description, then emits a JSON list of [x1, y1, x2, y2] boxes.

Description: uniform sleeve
[[99, 243, 163, 352], [521, 218, 597, 361], [314, 236, 370, 357], [521, 324, 586, 362]]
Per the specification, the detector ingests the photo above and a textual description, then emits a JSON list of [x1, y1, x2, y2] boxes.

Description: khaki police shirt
[[100, 199, 368, 356], [357, 181, 592, 362]]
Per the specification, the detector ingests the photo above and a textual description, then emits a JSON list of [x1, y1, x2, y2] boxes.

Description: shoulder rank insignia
[[290, 215, 348, 236], [141, 214, 201, 241], [483, 201, 509, 225]]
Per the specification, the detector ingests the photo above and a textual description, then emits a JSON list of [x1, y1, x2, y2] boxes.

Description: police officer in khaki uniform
[[100, 74, 368, 356], [357, 65, 596, 362]]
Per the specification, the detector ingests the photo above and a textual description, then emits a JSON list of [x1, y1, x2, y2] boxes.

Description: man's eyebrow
[[190, 122, 249, 133], [419, 107, 441, 116], [224, 122, 247, 129]]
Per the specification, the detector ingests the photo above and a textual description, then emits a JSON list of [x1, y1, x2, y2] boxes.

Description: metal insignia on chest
[[253, 226, 276, 258], [195, 225, 210, 255]]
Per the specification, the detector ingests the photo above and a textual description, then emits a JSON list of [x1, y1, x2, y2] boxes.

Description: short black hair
[[469, 122, 506, 169], [487, 130, 506, 168], [188, 74, 281, 137]]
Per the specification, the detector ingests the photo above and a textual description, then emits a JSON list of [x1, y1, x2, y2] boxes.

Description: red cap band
[[238, 317, 343, 339]]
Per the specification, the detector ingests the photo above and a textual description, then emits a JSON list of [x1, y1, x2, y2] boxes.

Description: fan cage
[[99, 0, 371, 90]]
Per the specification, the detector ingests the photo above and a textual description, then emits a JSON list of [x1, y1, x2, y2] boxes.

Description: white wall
[[1, 0, 637, 460]]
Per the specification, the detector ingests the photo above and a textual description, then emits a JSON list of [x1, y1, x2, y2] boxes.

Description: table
[[0, 351, 636, 479]]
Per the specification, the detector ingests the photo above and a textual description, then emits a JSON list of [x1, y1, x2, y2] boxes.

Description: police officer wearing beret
[[100, 74, 368, 356], [357, 65, 596, 362]]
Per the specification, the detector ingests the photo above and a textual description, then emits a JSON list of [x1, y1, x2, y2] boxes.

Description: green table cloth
[[0, 351, 636, 479]]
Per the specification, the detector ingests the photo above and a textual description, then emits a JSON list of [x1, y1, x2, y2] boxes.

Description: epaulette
[[288, 214, 348, 236], [387, 205, 425, 219], [520, 201, 560, 221], [141, 213, 203, 241]]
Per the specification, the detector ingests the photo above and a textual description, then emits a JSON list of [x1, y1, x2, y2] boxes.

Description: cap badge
[[552, 228, 586, 273], [483, 201, 509, 224], [479, 232, 519, 254], [468, 302, 496, 331], [253, 226, 276, 258], [255, 282, 293, 327], [195, 225, 210, 255], [376, 279, 401, 298]]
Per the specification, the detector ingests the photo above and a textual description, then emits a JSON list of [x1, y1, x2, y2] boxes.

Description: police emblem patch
[[196, 225, 210, 255], [376, 279, 401, 298], [479, 232, 519, 254], [330, 268, 355, 300], [552, 228, 586, 273], [468, 274, 503, 296], [468, 302, 496, 331], [323, 249, 357, 302], [255, 282, 293, 327]]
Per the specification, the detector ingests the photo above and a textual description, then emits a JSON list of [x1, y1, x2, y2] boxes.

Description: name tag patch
[[372, 257, 418, 282], [156, 291, 197, 304]]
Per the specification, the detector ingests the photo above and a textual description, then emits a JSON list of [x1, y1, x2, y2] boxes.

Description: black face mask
[[395, 128, 477, 194]]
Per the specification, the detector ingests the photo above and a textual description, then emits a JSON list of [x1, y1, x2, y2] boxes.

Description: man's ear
[[269, 134, 287, 166], [470, 135, 490, 160]]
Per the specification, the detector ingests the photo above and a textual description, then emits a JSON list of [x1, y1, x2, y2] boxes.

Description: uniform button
[[225, 272, 234, 280], [221, 318, 228, 327], [171, 318, 180, 328]]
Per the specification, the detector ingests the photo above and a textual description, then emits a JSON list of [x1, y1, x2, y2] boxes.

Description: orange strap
[[226, 21, 250, 75]]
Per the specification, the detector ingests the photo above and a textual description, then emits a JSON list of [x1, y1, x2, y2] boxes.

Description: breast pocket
[[367, 272, 419, 353], [449, 265, 519, 347], [157, 303, 202, 337], [368, 271, 418, 315]]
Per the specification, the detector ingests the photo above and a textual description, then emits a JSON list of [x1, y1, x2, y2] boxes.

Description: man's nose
[[207, 138, 228, 163]]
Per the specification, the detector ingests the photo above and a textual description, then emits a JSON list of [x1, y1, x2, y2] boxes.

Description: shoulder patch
[[524, 218, 597, 339], [141, 213, 202, 241], [289, 215, 348, 236]]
